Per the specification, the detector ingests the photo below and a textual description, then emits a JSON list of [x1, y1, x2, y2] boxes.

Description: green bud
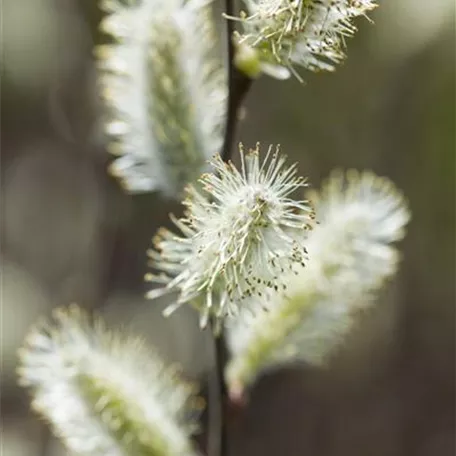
[[233, 39, 262, 78]]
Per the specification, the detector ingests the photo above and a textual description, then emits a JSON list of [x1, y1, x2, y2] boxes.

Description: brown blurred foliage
[[1, 0, 454, 455]]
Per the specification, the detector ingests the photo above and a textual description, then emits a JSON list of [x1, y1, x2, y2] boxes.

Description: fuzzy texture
[[225, 170, 410, 397], [146, 144, 315, 330], [17, 305, 202, 456], [96, 0, 227, 197], [230, 0, 377, 80]]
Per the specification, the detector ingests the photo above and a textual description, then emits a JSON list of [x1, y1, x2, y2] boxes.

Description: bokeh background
[[2, 1, 455, 455]]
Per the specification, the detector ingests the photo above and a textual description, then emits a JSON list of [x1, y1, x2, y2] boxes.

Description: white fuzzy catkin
[[231, 0, 377, 79], [225, 170, 410, 398], [96, 0, 227, 197], [146, 144, 315, 330], [17, 305, 202, 456]]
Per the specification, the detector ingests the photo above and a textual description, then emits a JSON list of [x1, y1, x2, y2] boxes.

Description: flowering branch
[[211, 0, 253, 451], [17, 2, 412, 456]]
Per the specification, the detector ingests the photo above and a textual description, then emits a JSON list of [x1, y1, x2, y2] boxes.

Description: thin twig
[[207, 320, 228, 456], [207, 1, 254, 456], [220, 0, 253, 163], [38, 424, 51, 456]]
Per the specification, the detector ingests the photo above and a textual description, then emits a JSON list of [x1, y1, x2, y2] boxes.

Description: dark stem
[[38, 425, 51, 456], [220, 1, 253, 163], [207, 1, 254, 456], [207, 321, 228, 456]]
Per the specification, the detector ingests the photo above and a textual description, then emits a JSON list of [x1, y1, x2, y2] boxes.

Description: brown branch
[[207, 1, 254, 456], [207, 319, 228, 456], [220, 1, 253, 163]]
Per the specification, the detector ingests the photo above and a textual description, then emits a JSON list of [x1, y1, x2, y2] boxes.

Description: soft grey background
[[2, 0, 455, 455]]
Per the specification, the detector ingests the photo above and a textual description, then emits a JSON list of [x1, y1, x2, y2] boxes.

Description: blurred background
[[1, 0, 455, 455]]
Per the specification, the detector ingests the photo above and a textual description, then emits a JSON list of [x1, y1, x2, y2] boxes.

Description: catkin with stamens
[[97, 0, 227, 197], [146, 143, 315, 330], [229, 0, 377, 80], [225, 170, 410, 398], [18, 305, 202, 456]]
